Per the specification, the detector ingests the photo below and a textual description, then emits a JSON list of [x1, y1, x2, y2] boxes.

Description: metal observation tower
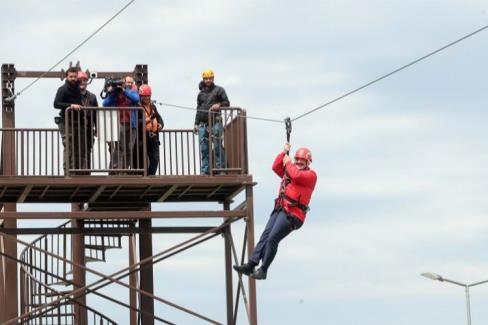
[[0, 63, 258, 324]]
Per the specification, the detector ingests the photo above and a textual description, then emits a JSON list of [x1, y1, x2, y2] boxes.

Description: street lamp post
[[421, 272, 488, 325]]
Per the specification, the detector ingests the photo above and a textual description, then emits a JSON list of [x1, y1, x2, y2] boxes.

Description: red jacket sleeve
[[272, 152, 286, 178], [284, 161, 317, 187]]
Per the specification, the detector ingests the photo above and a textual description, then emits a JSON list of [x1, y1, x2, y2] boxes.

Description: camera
[[106, 78, 124, 89], [100, 77, 124, 99], [90, 71, 98, 78]]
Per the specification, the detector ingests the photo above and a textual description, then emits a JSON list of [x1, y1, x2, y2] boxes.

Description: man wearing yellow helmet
[[194, 69, 230, 175]]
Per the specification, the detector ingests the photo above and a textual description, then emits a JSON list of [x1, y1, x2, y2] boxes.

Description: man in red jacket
[[234, 143, 317, 280]]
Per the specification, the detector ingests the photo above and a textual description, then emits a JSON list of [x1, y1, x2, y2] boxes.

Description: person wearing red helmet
[[133, 84, 164, 175], [234, 143, 317, 280], [77, 71, 98, 172]]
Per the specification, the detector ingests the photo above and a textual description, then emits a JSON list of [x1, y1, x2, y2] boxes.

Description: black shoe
[[250, 268, 267, 280], [233, 263, 255, 276]]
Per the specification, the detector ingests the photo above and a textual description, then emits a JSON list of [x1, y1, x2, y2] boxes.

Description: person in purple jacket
[[102, 76, 140, 172]]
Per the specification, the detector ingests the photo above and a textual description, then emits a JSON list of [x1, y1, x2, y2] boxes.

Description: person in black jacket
[[78, 71, 98, 172], [193, 69, 229, 175], [53, 67, 84, 174]]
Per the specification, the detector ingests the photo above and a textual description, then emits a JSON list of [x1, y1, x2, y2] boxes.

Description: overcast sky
[[2, 0, 488, 324]]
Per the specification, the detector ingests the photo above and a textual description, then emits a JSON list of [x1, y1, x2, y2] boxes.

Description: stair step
[[33, 290, 72, 297], [84, 241, 122, 250], [85, 256, 106, 263], [45, 279, 70, 286], [27, 310, 75, 317]]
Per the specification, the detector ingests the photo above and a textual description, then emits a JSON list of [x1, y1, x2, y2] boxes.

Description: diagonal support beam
[[157, 184, 178, 202], [17, 185, 33, 203], [176, 185, 192, 199], [38, 185, 50, 200], [138, 185, 154, 199], [69, 186, 82, 200], [1, 218, 244, 325], [108, 185, 122, 200], [206, 185, 223, 199], [88, 185, 106, 203], [0, 186, 7, 200]]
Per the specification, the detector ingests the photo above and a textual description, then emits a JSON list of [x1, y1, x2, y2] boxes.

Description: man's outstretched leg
[[251, 210, 297, 280], [234, 209, 280, 277]]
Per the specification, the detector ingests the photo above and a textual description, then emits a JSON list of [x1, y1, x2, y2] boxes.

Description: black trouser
[[249, 208, 303, 272], [110, 123, 135, 171], [147, 133, 160, 175], [57, 118, 87, 174], [132, 132, 160, 175]]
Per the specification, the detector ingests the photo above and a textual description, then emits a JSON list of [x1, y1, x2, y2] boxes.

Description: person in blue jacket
[[102, 76, 140, 172]]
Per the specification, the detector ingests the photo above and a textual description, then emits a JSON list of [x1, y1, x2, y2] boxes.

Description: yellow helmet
[[202, 69, 214, 78]]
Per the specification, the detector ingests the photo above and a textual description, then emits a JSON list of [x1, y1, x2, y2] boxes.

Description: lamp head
[[421, 272, 444, 281]]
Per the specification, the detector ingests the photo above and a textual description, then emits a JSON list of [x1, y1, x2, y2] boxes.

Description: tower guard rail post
[[1, 63, 18, 321]]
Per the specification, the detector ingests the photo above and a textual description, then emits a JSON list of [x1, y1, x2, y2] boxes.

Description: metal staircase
[[19, 217, 134, 324]]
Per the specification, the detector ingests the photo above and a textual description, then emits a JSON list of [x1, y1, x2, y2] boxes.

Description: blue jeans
[[249, 208, 303, 272], [198, 122, 226, 175]]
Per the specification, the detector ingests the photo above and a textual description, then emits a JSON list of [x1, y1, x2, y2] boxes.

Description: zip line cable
[[290, 23, 488, 122], [152, 101, 284, 123], [6, 13, 487, 128], [6, 0, 136, 102], [154, 23, 488, 127]]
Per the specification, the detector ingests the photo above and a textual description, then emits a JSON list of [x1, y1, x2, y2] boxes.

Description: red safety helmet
[[139, 84, 152, 96], [294, 147, 312, 163], [77, 71, 88, 80]]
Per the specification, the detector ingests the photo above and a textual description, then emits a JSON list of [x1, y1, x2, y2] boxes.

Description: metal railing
[[0, 106, 249, 177], [208, 107, 248, 175], [65, 107, 147, 176], [19, 220, 119, 324]]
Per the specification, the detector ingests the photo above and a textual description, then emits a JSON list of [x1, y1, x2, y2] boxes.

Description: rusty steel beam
[[207, 185, 223, 199], [2, 219, 237, 325], [157, 184, 178, 202], [38, 185, 50, 200], [0, 226, 217, 235], [230, 226, 251, 324], [223, 202, 234, 325], [71, 203, 87, 324], [0, 236, 5, 322], [176, 185, 193, 199], [14, 70, 134, 79], [0, 186, 7, 200], [138, 185, 154, 199], [0, 250, 170, 325], [129, 234, 138, 325], [0, 175, 253, 186], [87, 185, 106, 203], [139, 217, 154, 325], [246, 184, 258, 325], [1, 204, 17, 322], [1, 65, 18, 321], [0, 210, 246, 219], [69, 185, 82, 200], [108, 185, 123, 200], [1, 230, 227, 325], [16, 185, 32, 203]]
